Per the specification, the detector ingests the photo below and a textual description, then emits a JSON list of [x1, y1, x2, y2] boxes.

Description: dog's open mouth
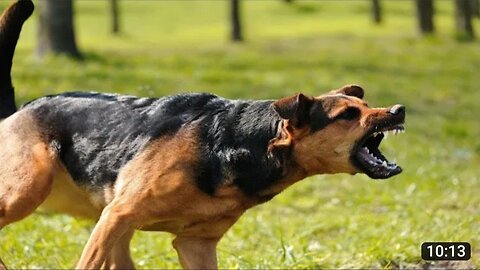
[[352, 123, 404, 179]]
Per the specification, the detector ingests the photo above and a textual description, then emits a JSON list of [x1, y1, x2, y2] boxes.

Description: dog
[[0, 1, 405, 269]]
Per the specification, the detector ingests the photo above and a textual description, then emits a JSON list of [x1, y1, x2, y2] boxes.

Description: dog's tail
[[0, 0, 33, 119]]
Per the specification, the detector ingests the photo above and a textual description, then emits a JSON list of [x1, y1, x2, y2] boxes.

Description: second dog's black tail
[[0, 0, 33, 119]]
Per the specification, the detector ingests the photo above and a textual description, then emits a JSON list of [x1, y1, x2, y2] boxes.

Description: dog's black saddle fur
[[23, 92, 286, 196]]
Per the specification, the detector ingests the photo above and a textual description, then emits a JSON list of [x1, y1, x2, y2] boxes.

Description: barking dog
[[0, 1, 405, 269]]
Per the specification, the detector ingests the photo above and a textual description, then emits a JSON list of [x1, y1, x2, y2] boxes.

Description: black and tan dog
[[0, 1, 406, 269]]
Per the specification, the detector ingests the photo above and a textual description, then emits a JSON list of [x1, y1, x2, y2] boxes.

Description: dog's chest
[[120, 190, 249, 237]]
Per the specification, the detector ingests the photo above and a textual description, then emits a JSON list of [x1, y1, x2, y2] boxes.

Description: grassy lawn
[[1, 1, 479, 268]]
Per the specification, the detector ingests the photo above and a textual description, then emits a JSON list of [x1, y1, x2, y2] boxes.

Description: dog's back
[[21, 90, 283, 195], [23, 92, 216, 187]]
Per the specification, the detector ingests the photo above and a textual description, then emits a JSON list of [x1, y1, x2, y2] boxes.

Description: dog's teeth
[[382, 161, 387, 167], [384, 132, 389, 139]]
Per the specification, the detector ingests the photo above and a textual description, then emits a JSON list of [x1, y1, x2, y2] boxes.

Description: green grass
[[1, 1, 479, 268]]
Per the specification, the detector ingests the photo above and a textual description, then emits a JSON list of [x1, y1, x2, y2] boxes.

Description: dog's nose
[[389, 104, 405, 115]]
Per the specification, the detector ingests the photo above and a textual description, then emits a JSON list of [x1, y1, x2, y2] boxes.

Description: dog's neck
[[230, 104, 309, 202]]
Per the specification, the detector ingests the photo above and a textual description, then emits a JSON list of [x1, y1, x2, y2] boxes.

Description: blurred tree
[[372, 0, 382, 24], [230, 0, 243, 41], [110, 0, 120, 34], [37, 0, 82, 59], [415, 0, 435, 34], [471, 0, 480, 17], [454, 0, 475, 39]]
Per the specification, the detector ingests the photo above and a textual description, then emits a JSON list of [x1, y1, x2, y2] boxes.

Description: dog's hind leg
[[103, 229, 136, 270], [0, 112, 57, 269]]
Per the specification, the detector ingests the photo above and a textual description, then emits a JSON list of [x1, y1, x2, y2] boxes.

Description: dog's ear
[[332, 84, 364, 99], [272, 93, 314, 127]]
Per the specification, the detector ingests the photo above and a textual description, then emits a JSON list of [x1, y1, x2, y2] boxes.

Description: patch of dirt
[[419, 261, 476, 270], [392, 260, 477, 270]]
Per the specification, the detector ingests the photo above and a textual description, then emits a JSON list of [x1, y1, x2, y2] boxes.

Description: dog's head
[[271, 85, 405, 179]]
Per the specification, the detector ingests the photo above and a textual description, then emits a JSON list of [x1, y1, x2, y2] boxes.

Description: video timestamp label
[[421, 242, 471, 261]]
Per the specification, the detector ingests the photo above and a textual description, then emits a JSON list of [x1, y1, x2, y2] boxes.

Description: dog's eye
[[338, 107, 360, 120]]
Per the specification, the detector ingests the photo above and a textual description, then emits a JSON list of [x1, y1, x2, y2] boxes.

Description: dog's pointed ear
[[272, 93, 314, 127], [332, 84, 364, 99]]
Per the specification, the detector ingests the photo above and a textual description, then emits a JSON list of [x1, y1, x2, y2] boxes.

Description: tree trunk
[[372, 0, 382, 24], [454, 0, 475, 39], [110, 0, 120, 34], [415, 0, 435, 34], [230, 0, 243, 42], [471, 0, 480, 17], [36, 0, 82, 59]]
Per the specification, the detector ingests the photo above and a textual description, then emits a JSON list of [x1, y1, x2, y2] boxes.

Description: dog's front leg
[[103, 228, 136, 270], [172, 236, 220, 270], [76, 203, 136, 269]]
